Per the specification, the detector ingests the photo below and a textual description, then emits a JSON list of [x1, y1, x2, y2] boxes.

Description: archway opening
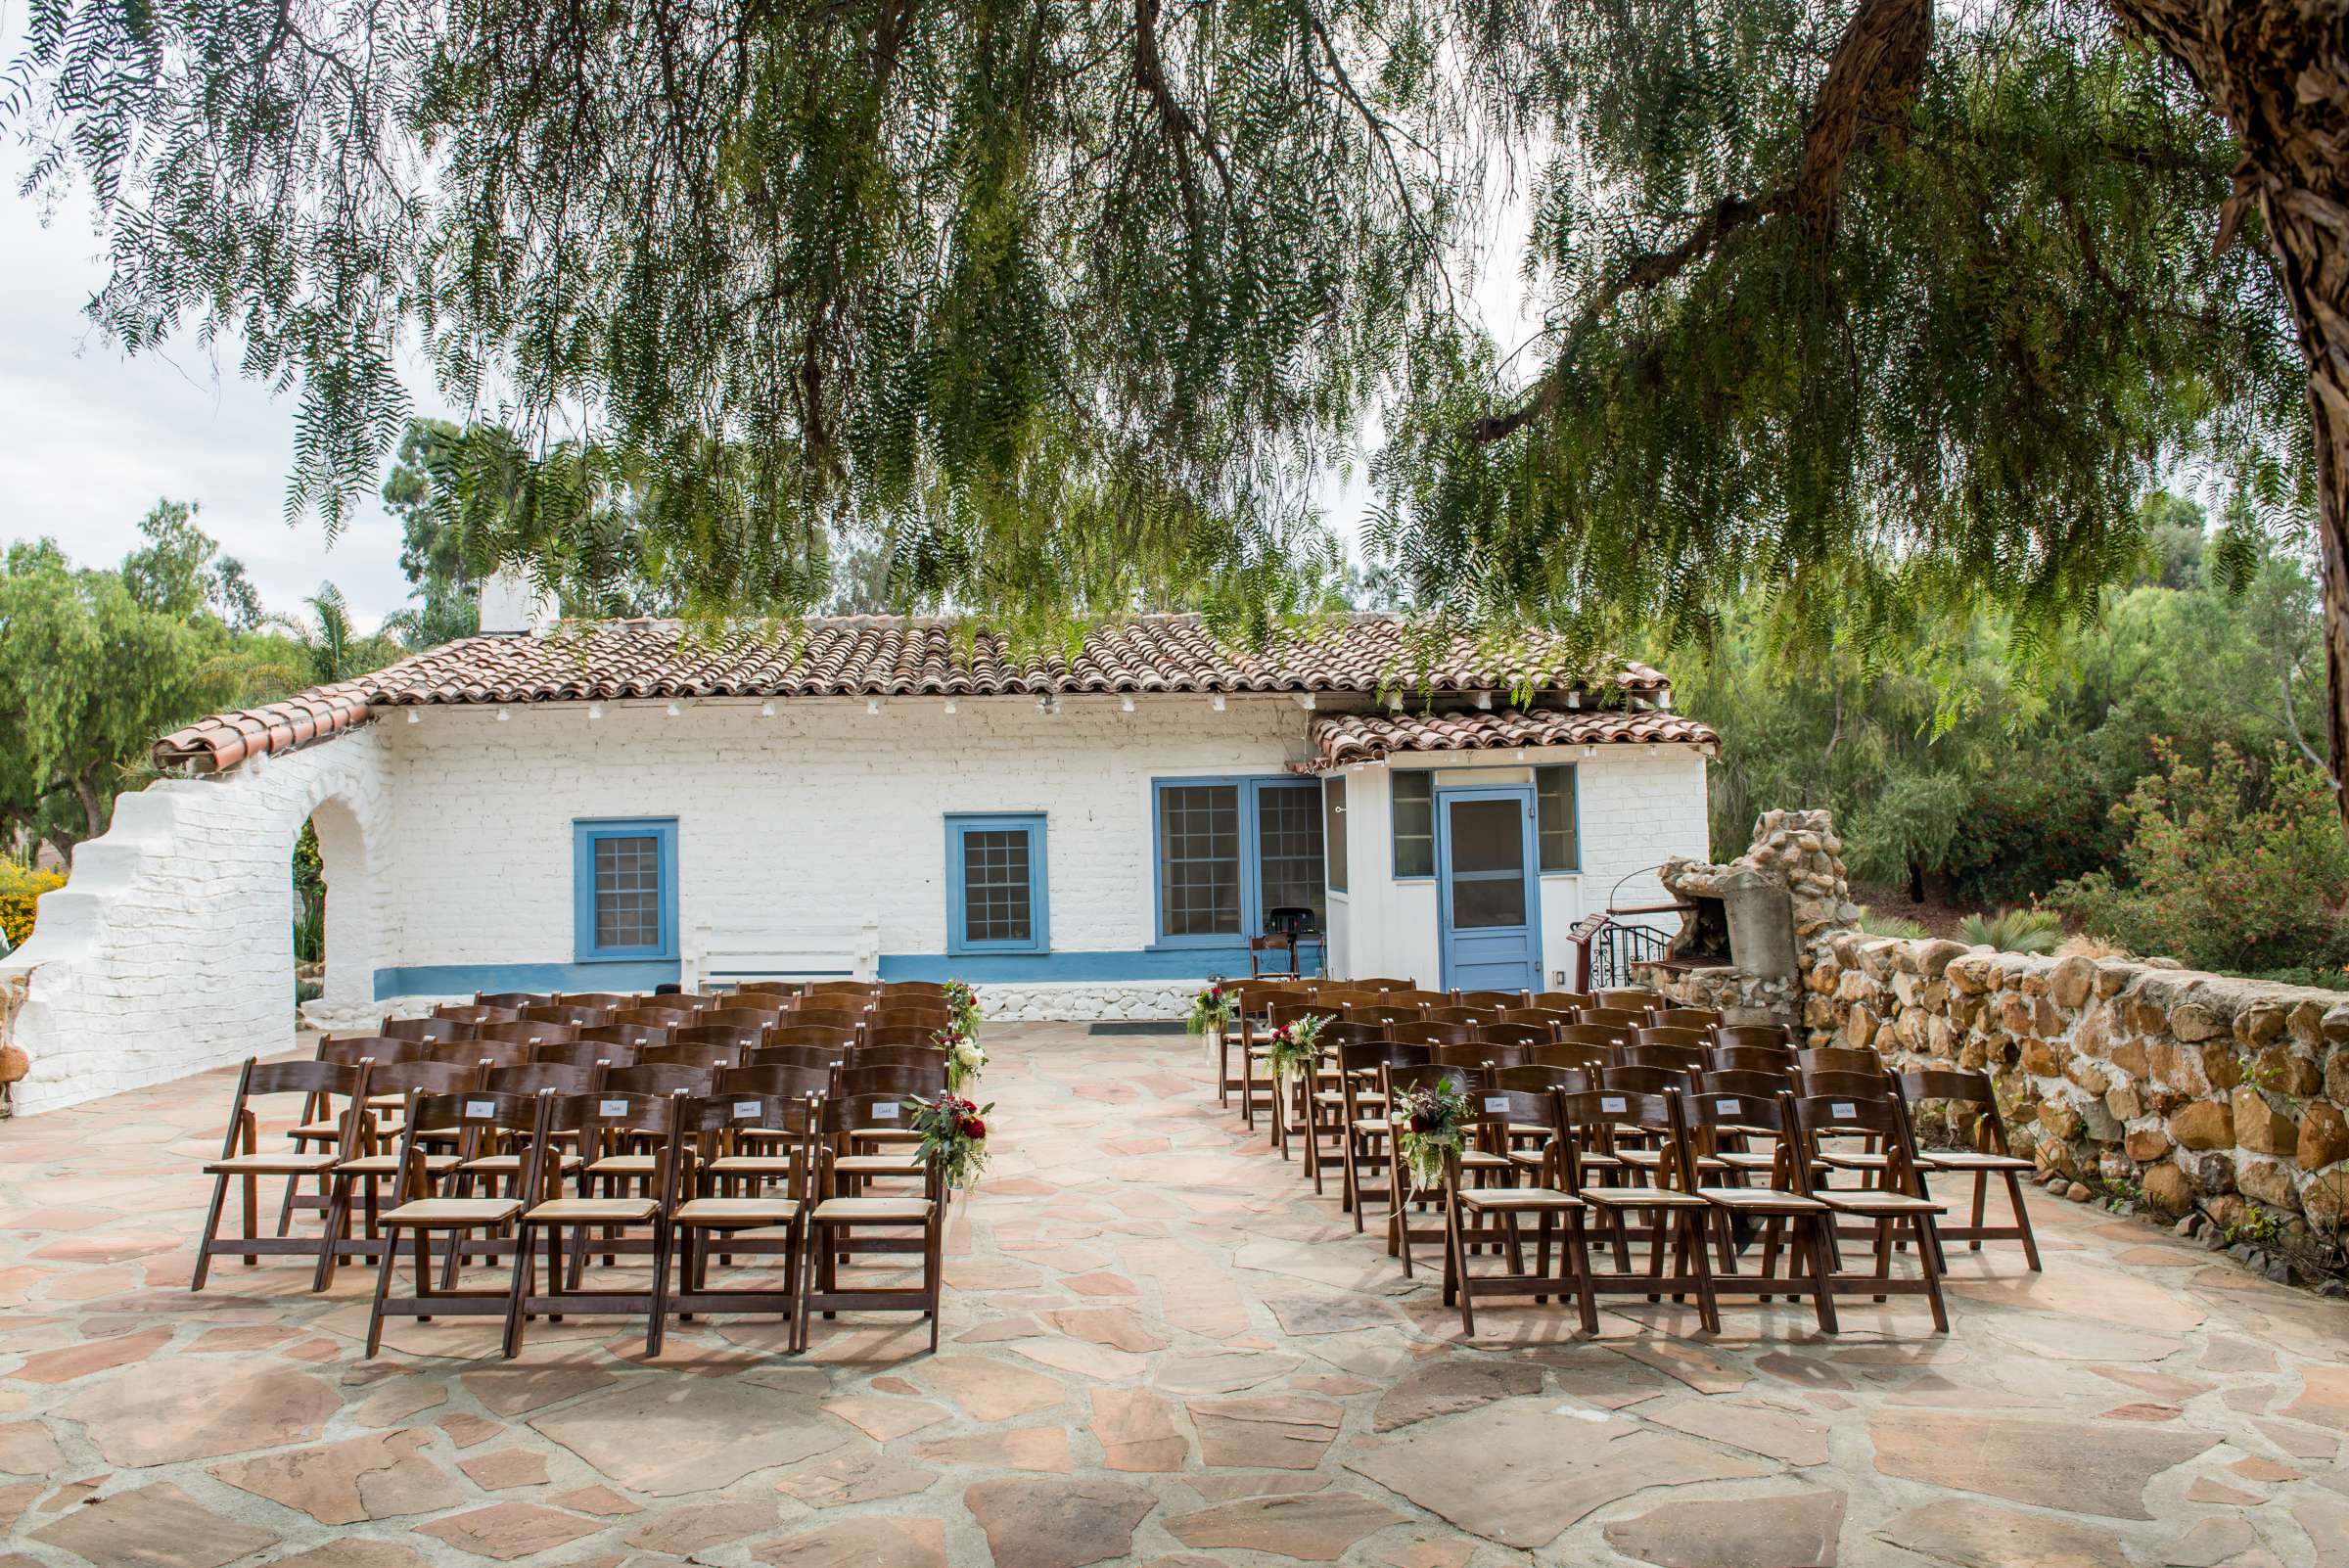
[[292, 818, 326, 1013]]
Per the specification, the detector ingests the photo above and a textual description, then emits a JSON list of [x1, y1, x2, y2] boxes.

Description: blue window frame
[[946, 814, 1049, 955], [1150, 777, 1325, 946], [573, 818, 678, 961]]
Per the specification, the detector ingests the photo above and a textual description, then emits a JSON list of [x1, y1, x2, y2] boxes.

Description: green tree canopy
[[5, 0, 2340, 740]]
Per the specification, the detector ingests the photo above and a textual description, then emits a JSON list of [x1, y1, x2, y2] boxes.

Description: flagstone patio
[[1, 1023, 2344, 1567]]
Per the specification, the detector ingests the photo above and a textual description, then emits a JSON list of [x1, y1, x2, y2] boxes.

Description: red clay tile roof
[[155, 615, 1675, 772], [1297, 708, 1718, 773]]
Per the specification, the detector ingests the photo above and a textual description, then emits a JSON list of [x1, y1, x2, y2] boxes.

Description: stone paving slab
[[0, 1023, 2344, 1566]]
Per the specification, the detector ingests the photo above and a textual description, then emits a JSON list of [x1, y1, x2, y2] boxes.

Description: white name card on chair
[[463, 1100, 494, 1118], [1832, 1101, 1857, 1117], [1482, 1096, 1510, 1114], [1600, 1095, 1628, 1114], [734, 1100, 761, 1118], [872, 1101, 901, 1120], [1716, 1097, 1740, 1114], [599, 1098, 629, 1117]]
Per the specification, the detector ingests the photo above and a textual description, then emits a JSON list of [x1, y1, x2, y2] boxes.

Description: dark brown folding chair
[[1442, 1084, 1596, 1337], [1561, 1086, 1718, 1331], [321, 1058, 483, 1286], [660, 1090, 817, 1342], [475, 992, 550, 1010], [1681, 1087, 1837, 1331], [362, 1089, 548, 1356], [535, 1038, 640, 1072], [433, 1003, 520, 1026], [1898, 1068, 2042, 1269], [505, 1090, 688, 1357], [1380, 1062, 1495, 1277], [379, 1016, 474, 1043], [799, 1086, 944, 1353], [1454, 988, 1531, 1010], [1717, 1023, 1793, 1051], [193, 1058, 371, 1291], [768, 1023, 858, 1051], [1333, 1039, 1431, 1228], [1787, 1090, 1950, 1330]]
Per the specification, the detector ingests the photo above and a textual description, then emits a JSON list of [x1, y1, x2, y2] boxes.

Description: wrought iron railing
[[1569, 902, 1688, 992]]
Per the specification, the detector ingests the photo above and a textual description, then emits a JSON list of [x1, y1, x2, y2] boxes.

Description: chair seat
[[1817, 1190, 1946, 1217], [1461, 1150, 1509, 1170], [207, 1151, 339, 1176], [587, 1154, 658, 1176], [810, 1197, 935, 1223], [1461, 1186, 1583, 1212], [525, 1196, 660, 1222], [462, 1153, 582, 1175], [853, 1128, 922, 1145], [337, 1152, 459, 1176], [1818, 1151, 1890, 1171], [708, 1155, 799, 1176], [835, 1155, 923, 1176], [382, 1197, 522, 1227], [1920, 1150, 2034, 1172], [1351, 1119, 1392, 1135], [1696, 1185, 1829, 1213], [293, 1120, 355, 1140], [1580, 1184, 1708, 1210], [675, 1197, 801, 1225]]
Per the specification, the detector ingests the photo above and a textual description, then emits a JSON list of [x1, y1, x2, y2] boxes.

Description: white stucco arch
[[0, 728, 393, 1114]]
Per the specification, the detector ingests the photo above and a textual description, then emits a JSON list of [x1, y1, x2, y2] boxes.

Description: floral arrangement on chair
[[1185, 981, 1235, 1038], [1261, 1013, 1327, 1091], [910, 1093, 991, 1190], [943, 979, 983, 1038], [933, 1025, 989, 1092], [1393, 1076, 1470, 1196]]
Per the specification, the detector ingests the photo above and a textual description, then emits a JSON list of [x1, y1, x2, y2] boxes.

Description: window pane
[[1159, 785, 1241, 937], [1257, 784, 1326, 930], [961, 828, 1033, 944], [1451, 872, 1528, 928], [1392, 771, 1434, 877], [592, 834, 663, 950], [1322, 776, 1348, 894], [1537, 765, 1580, 872]]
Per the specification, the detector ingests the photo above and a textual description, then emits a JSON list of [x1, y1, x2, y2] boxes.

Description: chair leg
[[1805, 1217, 1840, 1334], [501, 1224, 536, 1360], [1565, 1211, 1600, 1335], [363, 1224, 402, 1359], [926, 1208, 944, 1354], [644, 1219, 673, 1358], [1686, 1212, 1722, 1335], [2005, 1172, 2043, 1270], [1913, 1214, 1951, 1332], [191, 1174, 232, 1292]]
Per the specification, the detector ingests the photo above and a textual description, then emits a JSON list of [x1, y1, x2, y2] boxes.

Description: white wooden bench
[[682, 920, 880, 991]]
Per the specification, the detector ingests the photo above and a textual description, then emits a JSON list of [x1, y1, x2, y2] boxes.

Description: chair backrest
[[684, 1090, 819, 1178], [791, 1007, 869, 1034], [1709, 1044, 1794, 1074], [1347, 977, 1420, 992], [432, 1003, 519, 1026], [1266, 998, 1340, 1032], [841, 1043, 947, 1072], [558, 992, 641, 1010], [231, 1056, 368, 1114], [521, 1002, 610, 1028], [1336, 1038, 1432, 1078], [1556, 1022, 1634, 1049], [1797, 1046, 1885, 1078], [484, 1061, 604, 1096], [750, 1044, 851, 1074], [869, 1005, 951, 1030], [1682, 1086, 1796, 1182], [803, 980, 877, 998], [664, 992, 730, 1011], [829, 1064, 947, 1125], [696, 1008, 786, 1032], [1474, 1021, 1548, 1049], [613, 1005, 698, 1029], [397, 1090, 549, 1192], [605, 1062, 717, 1097], [1381, 1061, 1486, 1107], [579, 1022, 672, 1051], [1496, 1064, 1588, 1096], [1379, 989, 1449, 1009], [1454, 989, 1530, 1009], [1595, 988, 1662, 1011], [365, 1058, 483, 1100], [863, 1023, 944, 1049], [1419, 1004, 1493, 1026], [475, 992, 551, 1010], [1439, 1040, 1529, 1071], [479, 1020, 577, 1047], [732, 980, 806, 996], [316, 1035, 426, 1067], [1898, 1067, 2018, 1153], [1597, 1063, 1693, 1097], [1635, 1025, 1710, 1050], [1498, 1007, 1575, 1033], [671, 1023, 768, 1052], [762, 1026, 857, 1053], [379, 1016, 475, 1043], [717, 1063, 834, 1103], [425, 1038, 535, 1071], [1652, 1007, 1723, 1030], [1387, 1020, 1477, 1047], [879, 980, 951, 999], [1526, 1040, 1609, 1073], [532, 1038, 639, 1072], [1699, 1067, 1793, 1099], [553, 1090, 689, 1194], [1557, 1085, 1682, 1183], [1533, 991, 1595, 1012], [1803, 1067, 1894, 1101], [1577, 1007, 1649, 1031], [1340, 1002, 1422, 1027], [641, 1041, 743, 1072], [1716, 1023, 1793, 1051], [1620, 1041, 1706, 1076]]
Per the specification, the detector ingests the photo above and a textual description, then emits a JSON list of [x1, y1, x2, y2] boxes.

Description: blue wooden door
[[1435, 786, 1543, 992]]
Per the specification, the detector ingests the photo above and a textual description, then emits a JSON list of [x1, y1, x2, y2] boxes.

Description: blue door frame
[[1434, 784, 1543, 992]]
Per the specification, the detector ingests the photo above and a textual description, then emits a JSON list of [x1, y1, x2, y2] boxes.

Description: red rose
[[964, 1118, 987, 1140]]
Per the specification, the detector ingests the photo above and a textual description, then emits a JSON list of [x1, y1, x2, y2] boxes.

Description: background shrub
[[0, 863, 68, 949]]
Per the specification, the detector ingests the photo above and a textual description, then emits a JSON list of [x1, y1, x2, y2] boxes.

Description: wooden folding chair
[[799, 1087, 944, 1354], [193, 1058, 370, 1291], [1562, 1086, 1720, 1333], [505, 1090, 687, 1357], [320, 1058, 484, 1287], [1899, 1068, 2042, 1270], [380, 1016, 475, 1044], [1334, 1039, 1430, 1225], [1788, 1090, 1950, 1330], [659, 1090, 817, 1345], [1443, 1085, 1597, 1336], [1454, 988, 1532, 1009], [1381, 1063, 1496, 1275], [362, 1089, 548, 1356], [1681, 1087, 1837, 1332]]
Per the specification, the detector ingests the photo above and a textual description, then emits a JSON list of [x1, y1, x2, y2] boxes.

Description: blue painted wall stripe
[[372, 945, 1321, 997]]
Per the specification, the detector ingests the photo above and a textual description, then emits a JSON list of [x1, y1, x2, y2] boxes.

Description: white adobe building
[[0, 600, 1715, 1113]]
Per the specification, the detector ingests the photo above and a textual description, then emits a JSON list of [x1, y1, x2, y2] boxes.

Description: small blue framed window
[[946, 814, 1049, 955], [574, 818, 678, 961]]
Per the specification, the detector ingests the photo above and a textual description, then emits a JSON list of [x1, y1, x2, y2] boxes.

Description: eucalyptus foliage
[[0, 0, 2322, 679]]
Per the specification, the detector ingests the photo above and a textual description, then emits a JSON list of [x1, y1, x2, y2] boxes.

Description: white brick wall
[[1, 730, 393, 1113]]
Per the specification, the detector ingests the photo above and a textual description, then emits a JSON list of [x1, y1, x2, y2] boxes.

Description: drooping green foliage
[[0, 0, 2309, 669], [378, 420, 481, 649], [1675, 496, 2329, 910], [1958, 907, 2063, 953]]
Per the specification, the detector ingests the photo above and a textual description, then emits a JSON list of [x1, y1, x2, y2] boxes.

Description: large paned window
[[574, 818, 678, 961], [1152, 778, 1324, 944], [1536, 764, 1581, 872], [946, 814, 1049, 954], [1321, 775, 1348, 894], [1391, 770, 1435, 878]]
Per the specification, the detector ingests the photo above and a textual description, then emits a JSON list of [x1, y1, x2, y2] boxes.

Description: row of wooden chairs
[[195, 1049, 952, 1355]]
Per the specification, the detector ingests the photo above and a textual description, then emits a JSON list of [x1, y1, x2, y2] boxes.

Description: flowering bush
[[0, 863, 65, 949], [1261, 1013, 1326, 1089], [934, 1024, 988, 1092], [1392, 1077, 1470, 1195], [942, 979, 982, 1038], [1185, 981, 1235, 1038], [2052, 743, 2349, 974], [910, 1093, 992, 1190]]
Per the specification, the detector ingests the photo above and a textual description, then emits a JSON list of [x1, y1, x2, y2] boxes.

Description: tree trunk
[[70, 768, 107, 846], [2104, 0, 2349, 819]]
